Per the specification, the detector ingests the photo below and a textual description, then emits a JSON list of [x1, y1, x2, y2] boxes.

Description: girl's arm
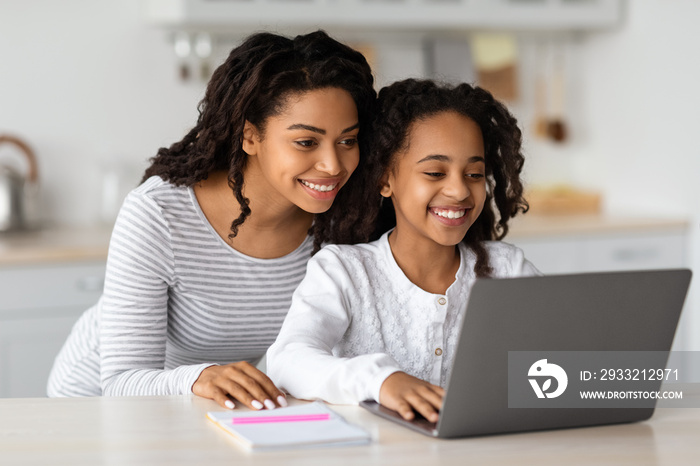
[[267, 247, 402, 405], [99, 189, 212, 396]]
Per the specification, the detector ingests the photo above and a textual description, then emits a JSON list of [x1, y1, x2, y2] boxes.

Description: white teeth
[[301, 180, 337, 192], [433, 209, 466, 219]]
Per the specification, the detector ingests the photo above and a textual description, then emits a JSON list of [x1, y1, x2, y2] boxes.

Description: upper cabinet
[[144, 0, 625, 33]]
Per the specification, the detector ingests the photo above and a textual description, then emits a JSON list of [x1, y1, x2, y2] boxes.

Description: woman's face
[[242, 87, 360, 214], [381, 110, 487, 248]]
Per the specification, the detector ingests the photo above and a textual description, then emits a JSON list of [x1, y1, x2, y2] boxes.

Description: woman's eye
[[424, 172, 444, 178], [294, 140, 316, 148], [339, 138, 357, 147], [466, 173, 485, 179]]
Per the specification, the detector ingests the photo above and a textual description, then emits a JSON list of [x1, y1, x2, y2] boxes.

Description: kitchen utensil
[[471, 33, 519, 102], [194, 33, 212, 81], [174, 32, 191, 81], [533, 43, 549, 139], [547, 43, 568, 143], [0, 134, 40, 232]]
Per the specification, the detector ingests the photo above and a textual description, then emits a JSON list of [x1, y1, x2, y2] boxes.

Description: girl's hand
[[192, 361, 288, 410], [379, 372, 445, 423]]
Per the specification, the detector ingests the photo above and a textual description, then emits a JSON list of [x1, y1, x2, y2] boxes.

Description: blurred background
[[1, 0, 698, 397]]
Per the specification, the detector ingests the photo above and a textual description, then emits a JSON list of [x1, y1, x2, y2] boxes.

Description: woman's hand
[[192, 361, 288, 410], [379, 372, 445, 423]]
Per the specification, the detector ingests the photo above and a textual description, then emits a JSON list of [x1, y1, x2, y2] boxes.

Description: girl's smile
[[429, 206, 472, 226]]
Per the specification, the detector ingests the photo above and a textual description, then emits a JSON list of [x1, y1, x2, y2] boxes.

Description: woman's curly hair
[[142, 30, 376, 253], [366, 79, 529, 277]]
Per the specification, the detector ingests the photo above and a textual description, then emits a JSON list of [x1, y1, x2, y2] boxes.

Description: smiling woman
[[46, 30, 376, 412]]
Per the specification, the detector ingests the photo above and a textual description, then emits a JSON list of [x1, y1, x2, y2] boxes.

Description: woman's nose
[[314, 146, 343, 176]]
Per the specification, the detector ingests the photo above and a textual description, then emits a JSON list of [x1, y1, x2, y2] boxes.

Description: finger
[[229, 370, 278, 410], [406, 394, 439, 423], [416, 385, 444, 411], [217, 379, 266, 411], [430, 384, 446, 398], [210, 387, 236, 410], [394, 400, 416, 421], [238, 363, 288, 407]]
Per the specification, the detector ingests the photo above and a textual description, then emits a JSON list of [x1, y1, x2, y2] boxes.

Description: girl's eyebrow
[[286, 122, 360, 135], [417, 155, 485, 163]]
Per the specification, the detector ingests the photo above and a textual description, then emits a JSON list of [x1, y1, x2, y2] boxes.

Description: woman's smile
[[298, 178, 342, 199]]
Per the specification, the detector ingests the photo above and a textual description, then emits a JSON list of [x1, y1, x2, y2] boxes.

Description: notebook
[[207, 401, 370, 450], [361, 268, 692, 438]]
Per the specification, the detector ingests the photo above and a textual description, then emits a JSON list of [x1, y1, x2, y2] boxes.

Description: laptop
[[360, 269, 692, 438]]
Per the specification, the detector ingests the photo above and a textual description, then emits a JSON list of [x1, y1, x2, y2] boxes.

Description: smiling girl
[[267, 79, 540, 422], [47, 31, 376, 411]]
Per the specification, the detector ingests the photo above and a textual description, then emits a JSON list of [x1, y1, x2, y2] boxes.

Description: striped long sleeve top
[[47, 176, 313, 397]]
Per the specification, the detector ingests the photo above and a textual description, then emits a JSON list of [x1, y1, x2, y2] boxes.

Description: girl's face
[[242, 87, 360, 214], [381, 111, 487, 248]]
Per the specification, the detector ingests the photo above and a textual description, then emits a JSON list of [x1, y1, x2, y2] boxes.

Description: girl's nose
[[443, 174, 471, 201], [314, 147, 343, 176]]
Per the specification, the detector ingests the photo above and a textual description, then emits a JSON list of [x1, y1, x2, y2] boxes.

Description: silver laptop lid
[[436, 268, 691, 438]]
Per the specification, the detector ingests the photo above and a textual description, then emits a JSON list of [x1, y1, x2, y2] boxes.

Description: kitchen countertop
[[0, 215, 690, 266], [507, 214, 689, 239], [0, 224, 113, 266]]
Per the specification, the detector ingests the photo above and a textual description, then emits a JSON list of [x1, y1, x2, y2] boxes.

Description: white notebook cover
[[206, 401, 371, 451]]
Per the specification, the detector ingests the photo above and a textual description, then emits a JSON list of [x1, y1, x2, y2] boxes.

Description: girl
[[267, 79, 540, 423], [47, 30, 376, 412]]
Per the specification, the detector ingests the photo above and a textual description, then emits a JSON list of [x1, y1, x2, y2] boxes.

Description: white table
[[1, 395, 698, 465]]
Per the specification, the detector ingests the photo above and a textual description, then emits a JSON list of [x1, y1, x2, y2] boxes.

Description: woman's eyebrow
[[287, 123, 325, 134], [341, 123, 360, 133], [286, 122, 359, 135]]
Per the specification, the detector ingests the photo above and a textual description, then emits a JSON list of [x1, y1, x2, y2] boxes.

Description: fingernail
[[277, 395, 288, 407], [224, 400, 235, 409], [251, 400, 264, 410], [264, 399, 276, 410]]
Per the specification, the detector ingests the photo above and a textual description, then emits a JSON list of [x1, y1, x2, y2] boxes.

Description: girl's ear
[[379, 171, 393, 198], [241, 121, 259, 156]]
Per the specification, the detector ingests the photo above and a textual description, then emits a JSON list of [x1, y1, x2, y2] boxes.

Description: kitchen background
[[1, 0, 698, 397]]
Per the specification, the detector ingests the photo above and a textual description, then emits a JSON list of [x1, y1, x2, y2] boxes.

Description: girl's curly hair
[[142, 30, 376, 253], [366, 79, 529, 277]]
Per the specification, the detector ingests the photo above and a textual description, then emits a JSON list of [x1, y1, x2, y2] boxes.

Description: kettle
[[0, 134, 41, 232]]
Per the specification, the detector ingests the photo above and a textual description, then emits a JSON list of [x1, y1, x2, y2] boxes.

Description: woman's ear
[[241, 121, 259, 156]]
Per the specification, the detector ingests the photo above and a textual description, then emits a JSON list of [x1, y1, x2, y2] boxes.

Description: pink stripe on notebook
[[232, 413, 331, 424]]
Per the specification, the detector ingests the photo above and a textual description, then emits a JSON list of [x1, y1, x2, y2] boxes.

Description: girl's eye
[[466, 173, 485, 179], [294, 140, 316, 148], [424, 172, 445, 178]]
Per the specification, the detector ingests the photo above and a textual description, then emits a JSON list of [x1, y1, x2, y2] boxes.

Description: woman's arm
[[267, 247, 402, 405], [99, 186, 287, 409], [99, 189, 210, 396]]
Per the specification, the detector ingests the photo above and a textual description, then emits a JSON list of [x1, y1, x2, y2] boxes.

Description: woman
[[47, 30, 376, 411]]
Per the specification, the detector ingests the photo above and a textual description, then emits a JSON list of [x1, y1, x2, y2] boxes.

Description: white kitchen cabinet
[[511, 229, 687, 275], [508, 222, 691, 353], [145, 0, 624, 32], [0, 261, 105, 398]]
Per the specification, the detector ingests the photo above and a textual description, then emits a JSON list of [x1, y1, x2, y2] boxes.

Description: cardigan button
[[435, 348, 443, 356], [437, 297, 447, 305]]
